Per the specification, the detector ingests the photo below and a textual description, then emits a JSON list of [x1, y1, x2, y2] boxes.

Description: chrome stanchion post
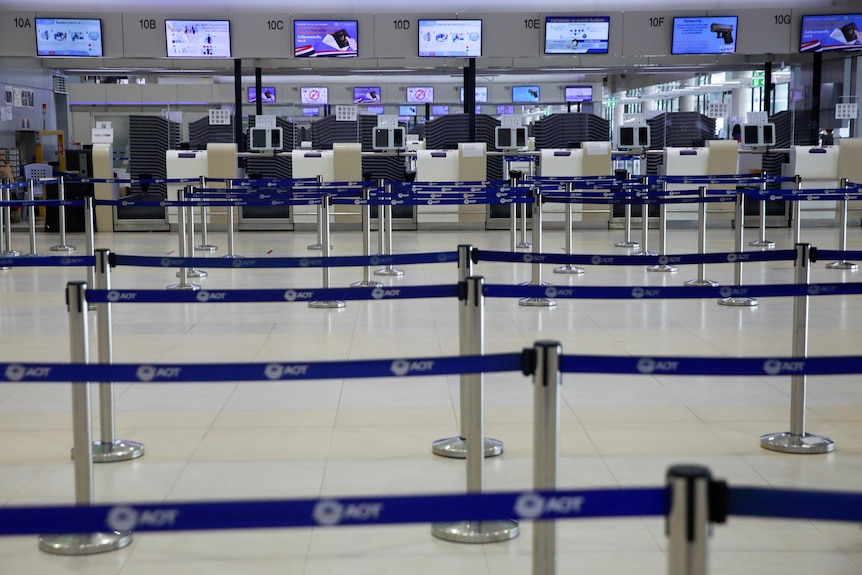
[[39, 282, 133, 555], [308, 175, 324, 250], [181, 186, 207, 279], [352, 183, 383, 288], [374, 182, 404, 277], [309, 194, 345, 309], [792, 175, 802, 246], [222, 180, 242, 259], [518, 197, 531, 249], [718, 191, 757, 307], [84, 197, 96, 310], [1, 180, 19, 262], [88, 249, 145, 462], [749, 171, 775, 248], [433, 250, 504, 459], [554, 182, 584, 275], [167, 189, 200, 291], [25, 179, 45, 256], [615, 171, 640, 249], [50, 176, 76, 252], [634, 176, 654, 256], [647, 180, 677, 272], [195, 176, 217, 252], [520, 187, 555, 307], [0, 182, 7, 269], [531, 340, 563, 575], [685, 187, 718, 287], [826, 178, 857, 270], [431, 276, 519, 543], [666, 465, 713, 575], [760, 243, 835, 453]]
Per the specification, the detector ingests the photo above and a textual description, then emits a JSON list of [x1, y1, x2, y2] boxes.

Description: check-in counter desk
[[782, 146, 840, 224]]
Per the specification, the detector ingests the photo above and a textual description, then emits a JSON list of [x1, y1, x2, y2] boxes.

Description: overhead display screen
[[418, 20, 482, 57], [165, 20, 231, 58], [302, 107, 320, 117], [353, 87, 381, 104], [248, 87, 276, 104], [459, 86, 488, 103], [301, 87, 329, 105], [35, 18, 103, 57], [406, 87, 434, 104], [672, 17, 738, 55], [432, 105, 449, 115], [512, 86, 539, 103], [294, 20, 358, 58], [565, 86, 593, 102], [544, 17, 609, 54], [800, 14, 862, 52]]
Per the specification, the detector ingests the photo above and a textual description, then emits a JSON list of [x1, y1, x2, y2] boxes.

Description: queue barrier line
[[728, 486, 862, 522], [484, 282, 862, 300], [112, 251, 459, 269], [0, 255, 94, 267], [475, 248, 797, 266], [817, 249, 862, 261]]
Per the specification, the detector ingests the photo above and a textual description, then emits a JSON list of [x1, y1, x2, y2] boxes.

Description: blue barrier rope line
[[483, 282, 862, 300], [0, 256, 94, 268], [474, 248, 797, 266], [111, 251, 459, 269]]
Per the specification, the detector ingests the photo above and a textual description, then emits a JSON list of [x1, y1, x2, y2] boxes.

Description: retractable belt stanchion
[[351, 183, 383, 288], [0, 179, 17, 266], [826, 178, 857, 270], [309, 194, 345, 309], [792, 175, 802, 246], [554, 181, 584, 275], [615, 171, 640, 249], [195, 175, 217, 252], [647, 180, 677, 273], [666, 465, 716, 575], [223, 180, 242, 259], [685, 187, 718, 287], [518, 194, 531, 249], [749, 171, 775, 249], [374, 182, 403, 277], [25, 179, 46, 257], [167, 189, 200, 291], [50, 175, 76, 253], [432, 248, 503, 459], [531, 340, 562, 575], [508, 171, 522, 252], [634, 176, 654, 256], [38, 282, 133, 555], [519, 187, 555, 307], [431, 276, 519, 543], [181, 186, 207, 279], [308, 176, 324, 251], [760, 243, 835, 454], [86, 249, 145, 462], [84, 197, 96, 311], [718, 191, 757, 307]]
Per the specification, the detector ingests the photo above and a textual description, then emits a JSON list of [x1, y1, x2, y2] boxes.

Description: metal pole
[[793, 175, 802, 246], [531, 340, 563, 575], [352, 184, 383, 288], [685, 187, 718, 287], [1, 181, 19, 260], [308, 176, 324, 250], [309, 195, 345, 309], [26, 179, 44, 256], [38, 282, 133, 555], [760, 243, 835, 454], [718, 191, 757, 307], [826, 178, 857, 270], [554, 182, 584, 275], [181, 186, 207, 279], [647, 180, 677, 273], [635, 176, 654, 256], [520, 188, 555, 307], [433, 246, 503, 459], [195, 175, 217, 252], [84, 197, 96, 311], [91, 249, 145, 462], [749, 171, 775, 248], [509, 173, 519, 252], [518, 201, 531, 248], [167, 189, 200, 291], [0, 182, 7, 269], [375, 183, 403, 277], [223, 180, 241, 259], [666, 465, 712, 575], [431, 276, 519, 544], [50, 176, 76, 252], [615, 174, 640, 249]]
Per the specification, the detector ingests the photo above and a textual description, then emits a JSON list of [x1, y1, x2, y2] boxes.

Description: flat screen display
[[800, 14, 862, 52], [418, 19, 482, 57], [353, 87, 381, 104], [35, 18, 103, 57], [460, 86, 488, 103], [365, 106, 385, 115], [294, 20, 358, 58], [302, 107, 320, 117], [301, 87, 329, 105], [248, 87, 276, 104], [672, 17, 738, 55], [544, 16, 610, 54], [497, 105, 515, 115], [399, 105, 417, 116], [565, 85, 593, 102], [406, 87, 434, 104], [165, 20, 231, 58], [432, 105, 449, 115], [512, 86, 539, 103]]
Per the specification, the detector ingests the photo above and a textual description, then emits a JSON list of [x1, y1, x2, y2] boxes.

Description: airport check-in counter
[[783, 146, 840, 223], [112, 143, 170, 232], [661, 141, 739, 226]]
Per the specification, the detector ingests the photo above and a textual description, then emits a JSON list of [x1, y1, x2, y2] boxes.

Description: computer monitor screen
[[399, 105, 417, 116], [459, 86, 488, 103], [672, 16, 738, 55], [512, 86, 539, 103], [418, 19, 482, 57], [800, 14, 862, 52], [565, 86, 593, 102], [165, 20, 231, 58], [432, 105, 449, 115], [365, 106, 385, 115], [300, 87, 329, 105], [406, 87, 434, 104], [248, 87, 276, 104], [497, 105, 514, 115], [294, 20, 358, 57], [35, 18, 103, 57], [353, 87, 381, 104], [302, 107, 320, 117], [544, 16, 610, 54]]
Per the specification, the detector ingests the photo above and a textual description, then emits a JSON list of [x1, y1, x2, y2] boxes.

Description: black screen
[[743, 125, 759, 145], [619, 127, 634, 147]]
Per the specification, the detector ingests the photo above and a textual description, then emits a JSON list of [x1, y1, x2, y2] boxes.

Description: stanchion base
[[307, 244, 323, 250], [351, 280, 384, 288], [646, 264, 677, 273], [195, 244, 218, 252], [632, 250, 656, 256], [39, 532, 132, 555], [553, 265, 584, 275], [431, 519, 519, 544], [759, 432, 835, 454], [431, 436, 504, 458], [519, 297, 556, 308], [515, 242, 532, 249], [0, 250, 21, 257], [178, 268, 208, 278], [50, 244, 76, 252], [91, 440, 145, 463], [222, 255, 244, 259], [374, 267, 404, 277], [684, 279, 719, 287], [717, 297, 758, 307], [1, 266, 9, 271], [25, 252, 49, 257], [309, 300, 346, 309], [749, 240, 776, 249], [615, 241, 640, 249], [826, 261, 858, 270], [166, 282, 200, 291]]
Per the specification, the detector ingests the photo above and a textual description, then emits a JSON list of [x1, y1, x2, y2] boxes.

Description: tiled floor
[[2, 220, 862, 574]]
